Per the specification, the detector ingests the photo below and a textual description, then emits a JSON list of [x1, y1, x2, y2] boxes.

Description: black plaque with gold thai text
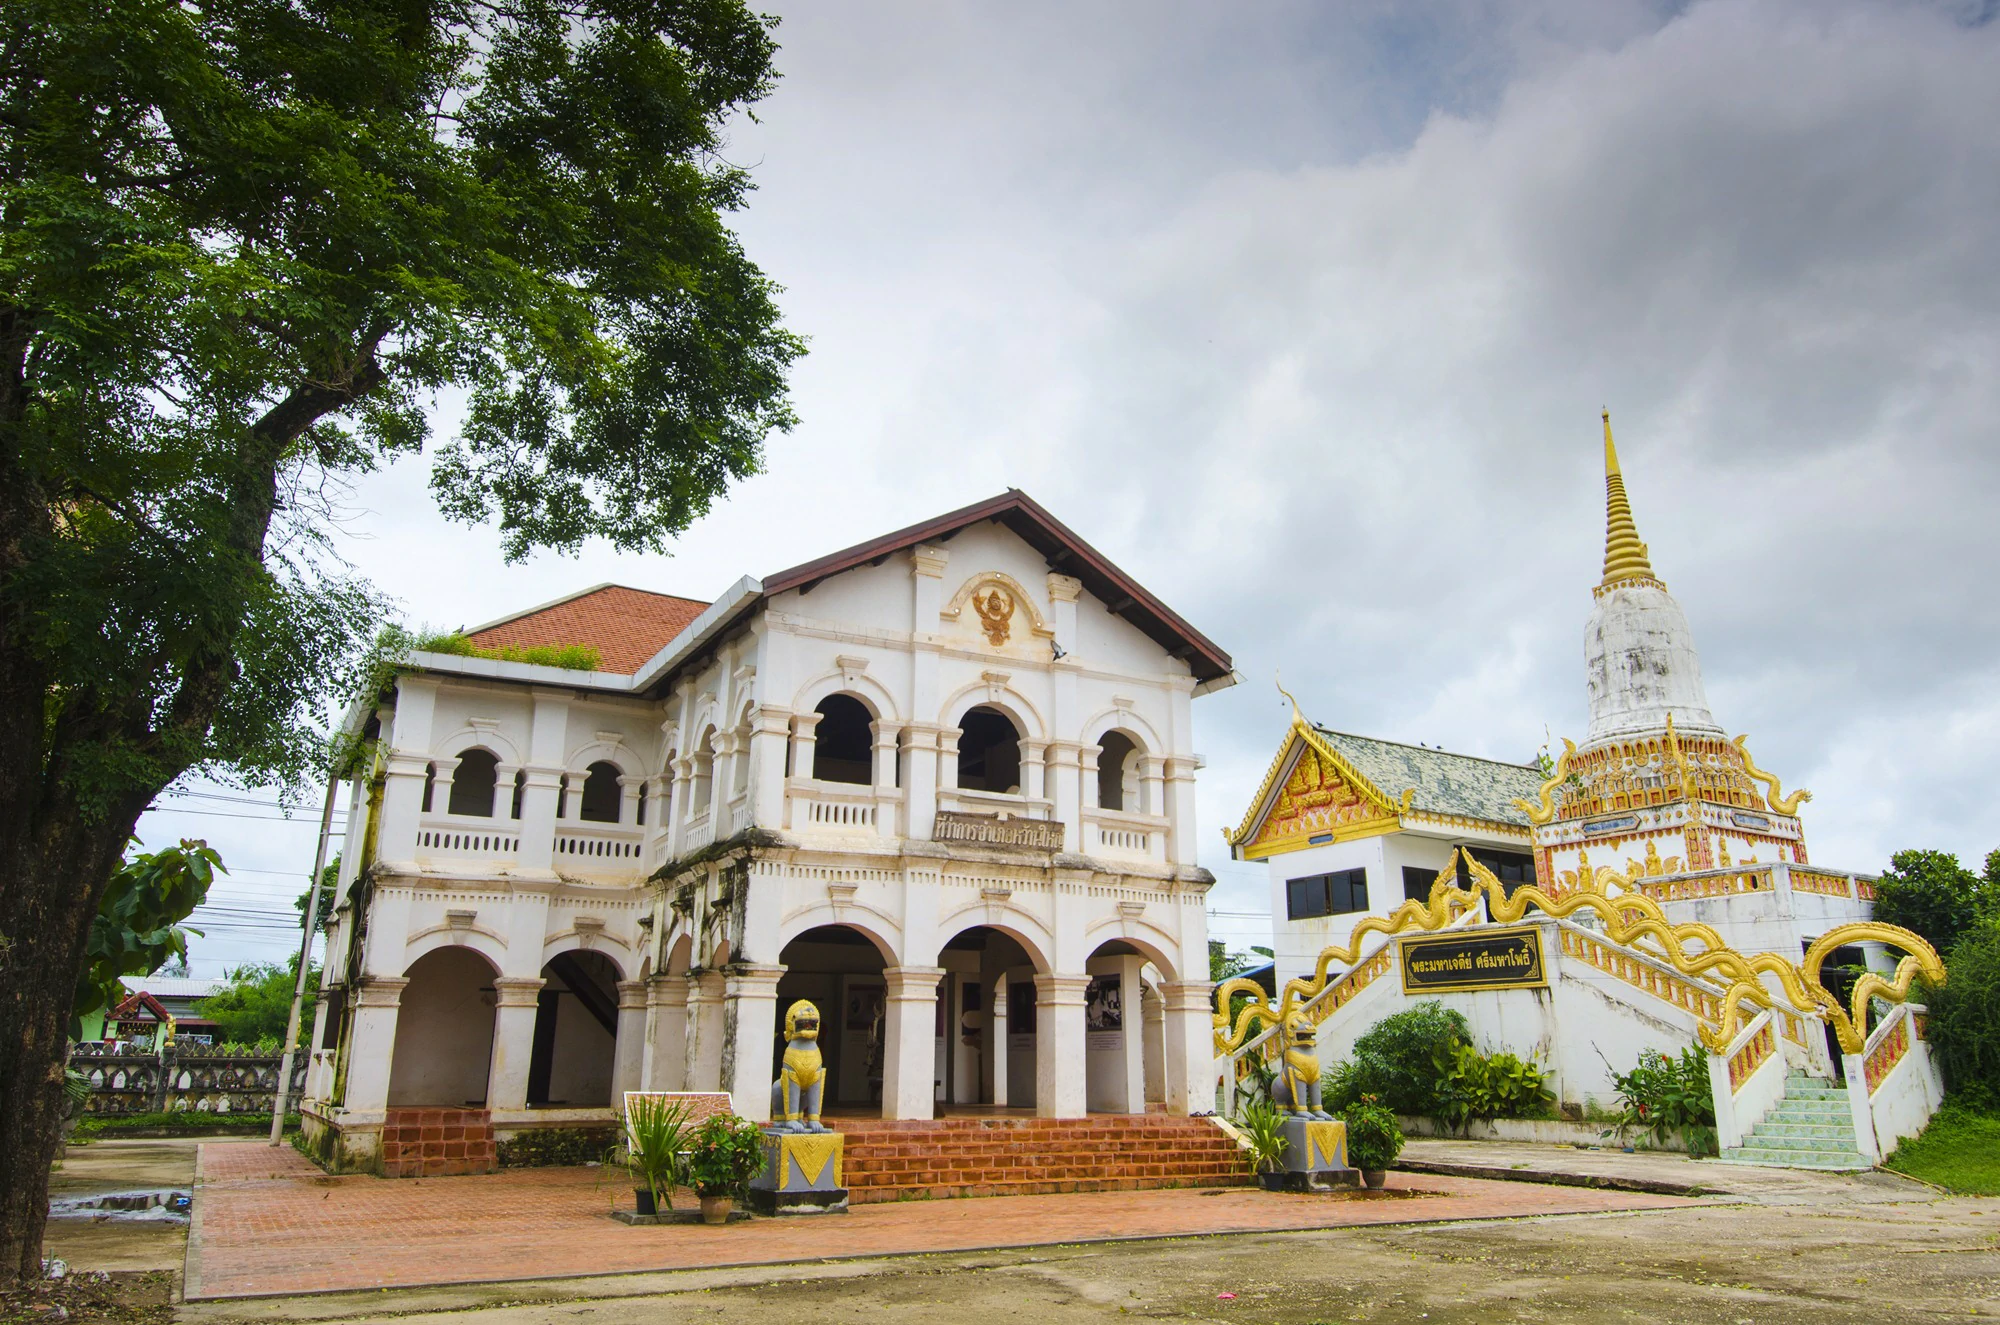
[[1397, 927, 1547, 994]]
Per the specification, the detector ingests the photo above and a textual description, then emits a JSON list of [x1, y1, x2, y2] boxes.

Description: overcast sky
[[141, 0, 2000, 977]]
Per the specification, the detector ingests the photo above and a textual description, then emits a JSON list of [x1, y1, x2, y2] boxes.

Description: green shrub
[[1341, 1099, 1404, 1172], [1235, 1098, 1289, 1175], [1925, 920, 2000, 1098], [496, 1126, 617, 1168], [1608, 1045, 1717, 1155], [1433, 1044, 1555, 1130], [1872, 849, 1999, 956], [1344, 1001, 1471, 1119], [685, 1114, 766, 1198], [414, 630, 600, 672]]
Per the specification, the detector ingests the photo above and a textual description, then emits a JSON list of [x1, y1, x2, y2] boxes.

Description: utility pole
[[270, 774, 341, 1144]]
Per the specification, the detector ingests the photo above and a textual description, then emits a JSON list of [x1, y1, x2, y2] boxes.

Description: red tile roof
[[465, 585, 709, 675]]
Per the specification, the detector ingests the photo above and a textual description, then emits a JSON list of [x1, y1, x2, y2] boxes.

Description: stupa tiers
[[1525, 413, 1816, 898]]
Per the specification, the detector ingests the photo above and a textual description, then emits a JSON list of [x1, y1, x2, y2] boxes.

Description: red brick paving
[[187, 1142, 1697, 1300]]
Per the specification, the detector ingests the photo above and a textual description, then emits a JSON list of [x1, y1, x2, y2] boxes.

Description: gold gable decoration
[[1225, 722, 1401, 860]]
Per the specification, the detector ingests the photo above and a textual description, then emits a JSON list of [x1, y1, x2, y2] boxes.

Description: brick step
[[835, 1117, 1250, 1200]]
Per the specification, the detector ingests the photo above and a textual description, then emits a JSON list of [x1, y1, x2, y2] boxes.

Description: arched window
[[446, 748, 499, 817], [421, 762, 437, 813], [692, 729, 716, 815], [1097, 731, 1139, 812], [579, 761, 623, 823], [812, 695, 874, 785], [957, 706, 1021, 794]]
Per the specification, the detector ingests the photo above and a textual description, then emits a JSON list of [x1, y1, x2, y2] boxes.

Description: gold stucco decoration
[[1733, 735, 1812, 816], [1597, 410, 1665, 593], [973, 586, 1014, 645], [1214, 851, 1943, 1058]]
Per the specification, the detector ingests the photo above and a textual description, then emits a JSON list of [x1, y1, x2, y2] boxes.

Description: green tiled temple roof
[[1312, 727, 1543, 829]]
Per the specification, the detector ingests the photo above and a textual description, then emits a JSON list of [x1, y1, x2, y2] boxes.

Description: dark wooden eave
[[761, 489, 1233, 684]]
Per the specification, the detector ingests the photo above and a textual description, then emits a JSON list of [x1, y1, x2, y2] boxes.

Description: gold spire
[[1599, 410, 1662, 591]]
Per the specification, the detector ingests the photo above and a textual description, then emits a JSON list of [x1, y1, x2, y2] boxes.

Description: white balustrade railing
[[552, 821, 645, 870], [415, 819, 521, 859], [936, 788, 1056, 820], [1081, 808, 1168, 861]]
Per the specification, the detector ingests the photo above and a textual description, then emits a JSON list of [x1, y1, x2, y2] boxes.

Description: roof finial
[[1275, 671, 1305, 726], [1599, 409, 1660, 591]]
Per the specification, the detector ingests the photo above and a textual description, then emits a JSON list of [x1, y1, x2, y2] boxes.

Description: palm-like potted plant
[[685, 1114, 766, 1224], [1342, 1096, 1403, 1189], [1237, 1098, 1289, 1190], [624, 1094, 692, 1216]]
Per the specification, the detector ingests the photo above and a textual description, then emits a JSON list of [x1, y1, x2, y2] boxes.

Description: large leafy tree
[[70, 839, 223, 1035], [0, 0, 802, 1276], [1873, 849, 1999, 956]]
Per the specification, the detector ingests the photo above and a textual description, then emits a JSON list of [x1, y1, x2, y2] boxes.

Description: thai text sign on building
[[933, 811, 1064, 850], [1398, 927, 1547, 995]]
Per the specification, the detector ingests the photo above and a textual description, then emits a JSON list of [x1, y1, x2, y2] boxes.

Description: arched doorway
[[389, 947, 497, 1107], [1084, 939, 1169, 1115], [774, 925, 890, 1114], [956, 706, 1022, 793], [935, 925, 1045, 1111], [527, 949, 622, 1108]]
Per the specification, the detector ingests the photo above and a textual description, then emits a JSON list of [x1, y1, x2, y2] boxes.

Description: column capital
[[647, 972, 691, 1007], [687, 970, 727, 1002], [883, 965, 946, 999], [1156, 980, 1215, 1012], [911, 544, 950, 578], [1046, 573, 1082, 603], [724, 963, 786, 998], [615, 979, 648, 1010], [352, 976, 409, 1008], [492, 976, 545, 1008], [791, 711, 824, 732], [1033, 973, 1092, 1003]]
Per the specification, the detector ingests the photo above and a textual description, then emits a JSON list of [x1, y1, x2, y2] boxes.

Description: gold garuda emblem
[[973, 586, 1013, 645]]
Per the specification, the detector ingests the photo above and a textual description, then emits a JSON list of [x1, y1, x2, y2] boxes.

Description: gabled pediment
[[1225, 721, 1404, 860]]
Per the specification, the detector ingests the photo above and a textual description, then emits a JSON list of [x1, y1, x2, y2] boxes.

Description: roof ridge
[[1312, 725, 1537, 772]]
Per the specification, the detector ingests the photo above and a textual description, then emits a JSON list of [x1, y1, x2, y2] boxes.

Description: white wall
[[387, 947, 497, 1108]]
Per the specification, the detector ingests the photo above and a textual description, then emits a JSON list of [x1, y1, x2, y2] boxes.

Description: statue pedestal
[[747, 1129, 849, 1215], [1279, 1117, 1356, 1192]]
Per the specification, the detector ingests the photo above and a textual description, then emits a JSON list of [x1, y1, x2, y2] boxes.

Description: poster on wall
[[1085, 974, 1123, 1050]]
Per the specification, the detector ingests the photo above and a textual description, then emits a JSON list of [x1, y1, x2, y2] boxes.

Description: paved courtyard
[[184, 1142, 1697, 1299]]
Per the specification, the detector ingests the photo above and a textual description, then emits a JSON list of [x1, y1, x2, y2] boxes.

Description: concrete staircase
[[838, 1115, 1253, 1203], [1716, 1073, 1870, 1171]]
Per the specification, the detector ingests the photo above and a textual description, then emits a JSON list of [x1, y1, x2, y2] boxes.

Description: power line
[[140, 807, 349, 825]]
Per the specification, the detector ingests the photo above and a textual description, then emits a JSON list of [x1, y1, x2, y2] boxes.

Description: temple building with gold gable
[[1218, 416, 1941, 1168]]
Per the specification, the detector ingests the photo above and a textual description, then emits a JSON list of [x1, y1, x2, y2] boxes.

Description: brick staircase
[[838, 1115, 1253, 1203], [379, 1107, 498, 1178], [1716, 1073, 1871, 1171]]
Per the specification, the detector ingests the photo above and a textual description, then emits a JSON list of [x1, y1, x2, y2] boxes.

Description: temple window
[[446, 748, 499, 818], [579, 760, 623, 823], [957, 706, 1021, 794], [1287, 868, 1368, 920], [1097, 731, 1140, 811], [811, 695, 874, 785]]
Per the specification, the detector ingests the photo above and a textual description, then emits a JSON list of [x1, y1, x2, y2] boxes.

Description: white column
[[486, 977, 545, 1111], [882, 966, 945, 1120], [871, 721, 903, 838], [789, 711, 822, 783], [1143, 984, 1167, 1106], [1164, 755, 1201, 867], [1035, 973, 1089, 1118], [616, 776, 642, 827], [1019, 740, 1047, 802], [723, 965, 784, 1121], [750, 705, 791, 828], [936, 728, 961, 794], [988, 975, 1008, 1108], [612, 979, 648, 1103], [905, 726, 941, 838], [643, 975, 690, 1091], [684, 971, 726, 1092], [340, 977, 408, 1115], [518, 689, 571, 874], [1138, 756, 1167, 821], [1046, 744, 1083, 852], [1158, 980, 1215, 1117]]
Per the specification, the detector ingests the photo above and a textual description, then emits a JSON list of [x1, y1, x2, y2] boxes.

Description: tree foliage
[[71, 840, 221, 1033], [1873, 849, 1999, 956], [1923, 920, 2000, 1108], [198, 958, 317, 1048]]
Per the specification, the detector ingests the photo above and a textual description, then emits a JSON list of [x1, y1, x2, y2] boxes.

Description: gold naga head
[[784, 999, 822, 1041]]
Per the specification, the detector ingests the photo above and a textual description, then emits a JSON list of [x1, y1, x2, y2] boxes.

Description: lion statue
[[770, 999, 829, 1133], [1271, 1012, 1334, 1120]]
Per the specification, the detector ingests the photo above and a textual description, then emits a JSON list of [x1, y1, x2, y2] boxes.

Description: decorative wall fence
[[69, 1043, 307, 1116]]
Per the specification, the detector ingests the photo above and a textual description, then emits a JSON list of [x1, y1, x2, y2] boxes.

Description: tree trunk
[[0, 806, 148, 1279]]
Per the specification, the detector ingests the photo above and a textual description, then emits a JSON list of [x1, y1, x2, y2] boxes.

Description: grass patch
[[73, 1112, 299, 1139], [414, 630, 599, 672], [1883, 1103, 2000, 1194]]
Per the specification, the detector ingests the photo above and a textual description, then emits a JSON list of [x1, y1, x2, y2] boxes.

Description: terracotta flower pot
[[699, 1194, 732, 1225], [1362, 1169, 1388, 1189]]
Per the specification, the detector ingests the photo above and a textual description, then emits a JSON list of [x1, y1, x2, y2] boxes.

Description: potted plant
[[624, 1094, 691, 1216], [685, 1114, 765, 1224], [1237, 1098, 1289, 1191], [1342, 1096, 1403, 1189]]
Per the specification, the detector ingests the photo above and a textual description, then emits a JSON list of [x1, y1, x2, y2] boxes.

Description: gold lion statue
[[770, 999, 829, 1133], [1272, 1013, 1333, 1120]]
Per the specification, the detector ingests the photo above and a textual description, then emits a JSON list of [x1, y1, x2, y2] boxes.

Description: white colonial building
[[302, 492, 1236, 1172]]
